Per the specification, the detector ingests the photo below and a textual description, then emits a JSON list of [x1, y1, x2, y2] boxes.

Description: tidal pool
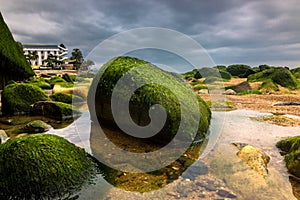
[[46, 109, 299, 199]]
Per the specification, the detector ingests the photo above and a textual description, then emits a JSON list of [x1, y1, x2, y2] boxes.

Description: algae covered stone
[[30, 101, 81, 120], [277, 136, 300, 177], [21, 120, 52, 133], [88, 56, 211, 143], [1, 83, 48, 115], [0, 134, 99, 199]]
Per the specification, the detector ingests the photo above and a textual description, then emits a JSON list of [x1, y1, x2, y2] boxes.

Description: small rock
[[21, 120, 52, 134], [217, 189, 237, 198], [223, 89, 236, 95], [198, 89, 209, 94], [236, 145, 270, 177]]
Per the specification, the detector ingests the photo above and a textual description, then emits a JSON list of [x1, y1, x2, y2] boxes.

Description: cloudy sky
[[1, 0, 300, 71]]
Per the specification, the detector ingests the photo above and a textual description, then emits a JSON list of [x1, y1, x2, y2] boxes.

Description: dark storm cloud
[[1, 0, 300, 68]]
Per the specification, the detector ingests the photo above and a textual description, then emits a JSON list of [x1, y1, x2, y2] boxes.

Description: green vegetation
[[89, 56, 211, 143], [50, 92, 84, 104], [25, 77, 51, 89], [182, 69, 198, 79], [291, 67, 300, 79], [226, 64, 255, 78], [237, 90, 262, 95], [277, 136, 300, 178], [0, 134, 98, 199], [1, 83, 48, 115], [0, 12, 34, 89], [193, 85, 208, 91], [248, 67, 299, 90], [259, 79, 279, 92], [62, 73, 74, 83]]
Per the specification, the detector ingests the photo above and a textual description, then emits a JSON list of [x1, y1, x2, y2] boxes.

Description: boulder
[[88, 56, 211, 144], [1, 83, 48, 115], [0, 134, 99, 199], [223, 89, 236, 95], [30, 101, 81, 120], [236, 144, 270, 177], [232, 81, 252, 93], [21, 120, 52, 133]]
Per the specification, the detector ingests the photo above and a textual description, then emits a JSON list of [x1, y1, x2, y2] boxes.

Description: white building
[[23, 44, 68, 68]]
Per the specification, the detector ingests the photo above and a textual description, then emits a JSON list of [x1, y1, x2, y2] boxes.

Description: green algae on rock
[[1, 83, 48, 115], [277, 136, 300, 177], [88, 56, 211, 144], [0, 134, 99, 199], [30, 101, 81, 120]]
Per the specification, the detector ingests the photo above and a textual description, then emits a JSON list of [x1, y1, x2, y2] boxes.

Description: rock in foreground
[[0, 134, 98, 199]]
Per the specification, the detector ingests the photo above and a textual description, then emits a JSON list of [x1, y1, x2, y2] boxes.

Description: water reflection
[[90, 122, 208, 192]]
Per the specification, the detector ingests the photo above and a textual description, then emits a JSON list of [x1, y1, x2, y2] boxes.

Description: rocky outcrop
[[30, 101, 81, 120], [234, 143, 270, 177]]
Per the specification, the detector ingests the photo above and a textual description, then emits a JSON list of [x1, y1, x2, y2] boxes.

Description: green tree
[[0, 12, 34, 89], [81, 59, 95, 70], [70, 48, 84, 70]]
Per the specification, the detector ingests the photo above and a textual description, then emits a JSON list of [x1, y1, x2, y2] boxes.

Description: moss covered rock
[[1, 83, 48, 115], [248, 67, 299, 90], [50, 92, 84, 104], [277, 136, 300, 177], [30, 101, 81, 120], [88, 56, 211, 144], [0, 12, 34, 90], [0, 134, 98, 199], [21, 120, 52, 133]]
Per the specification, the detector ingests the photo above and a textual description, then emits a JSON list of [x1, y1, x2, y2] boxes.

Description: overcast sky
[[1, 0, 300, 70]]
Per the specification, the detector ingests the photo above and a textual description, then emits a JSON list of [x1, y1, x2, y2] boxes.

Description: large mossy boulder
[[0, 13, 34, 90], [30, 101, 81, 120], [248, 67, 300, 90], [277, 136, 300, 177], [88, 56, 211, 144], [1, 83, 48, 115], [0, 134, 98, 199]]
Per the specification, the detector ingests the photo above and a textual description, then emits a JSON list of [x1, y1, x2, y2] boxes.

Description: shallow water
[[46, 109, 299, 199]]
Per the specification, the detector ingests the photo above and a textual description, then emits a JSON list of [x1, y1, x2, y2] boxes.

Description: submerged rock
[[235, 144, 270, 177], [21, 120, 52, 133], [1, 83, 47, 115], [0, 134, 99, 199], [30, 101, 81, 120]]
